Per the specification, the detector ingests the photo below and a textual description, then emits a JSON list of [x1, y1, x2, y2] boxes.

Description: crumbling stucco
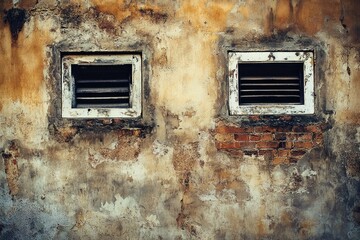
[[1, 0, 360, 239]]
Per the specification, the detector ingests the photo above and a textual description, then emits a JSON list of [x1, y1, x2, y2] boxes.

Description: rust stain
[[341, 0, 360, 43], [91, 0, 168, 24], [264, 7, 275, 35], [0, 18, 52, 104], [274, 0, 293, 30], [18, 0, 38, 10], [295, 0, 341, 35], [177, 0, 235, 32], [336, 69, 360, 123]]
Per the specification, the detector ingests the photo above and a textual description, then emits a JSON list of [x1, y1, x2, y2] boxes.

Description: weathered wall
[[0, 0, 359, 239]]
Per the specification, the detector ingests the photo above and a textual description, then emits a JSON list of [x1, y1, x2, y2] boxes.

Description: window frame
[[62, 54, 142, 119], [228, 51, 315, 115]]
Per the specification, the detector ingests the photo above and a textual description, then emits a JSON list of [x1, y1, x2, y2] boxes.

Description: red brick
[[225, 150, 244, 156], [275, 133, 287, 141], [292, 126, 306, 132], [261, 133, 274, 141], [259, 149, 275, 156], [238, 142, 256, 149], [255, 126, 277, 133], [258, 149, 275, 161], [273, 157, 289, 165], [305, 125, 322, 133], [216, 125, 254, 134], [279, 115, 292, 121], [249, 134, 261, 141], [314, 133, 323, 145], [234, 134, 249, 142], [294, 141, 313, 149], [277, 126, 293, 132], [257, 141, 279, 149], [291, 149, 307, 157], [277, 149, 290, 157], [287, 133, 297, 140], [216, 142, 241, 149], [297, 133, 313, 141]]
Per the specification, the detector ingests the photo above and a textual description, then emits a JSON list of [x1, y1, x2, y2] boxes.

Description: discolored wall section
[[0, 0, 359, 239]]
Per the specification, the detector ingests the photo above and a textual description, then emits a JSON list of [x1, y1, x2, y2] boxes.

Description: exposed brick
[[277, 149, 290, 157], [234, 134, 249, 142], [273, 157, 289, 165], [249, 134, 261, 141], [254, 126, 276, 133], [294, 141, 313, 149], [292, 126, 306, 132], [297, 133, 313, 141], [314, 133, 323, 145], [277, 126, 293, 132], [238, 142, 256, 149], [279, 115, 292, 121], [225, 149, 244, 156], [259, 149, 275, 156], [257, 141, 279, 149], [216, 142, 241, 149], [291, 149, 307, 157], [287, 133, 297, 140], [305, 125, 322, 133], [216, 124, 254, 134], [258, 149, 275, 161], [275, 133, 287, 140], [261, 133, 274, 141], [243, 149, 258, 156]]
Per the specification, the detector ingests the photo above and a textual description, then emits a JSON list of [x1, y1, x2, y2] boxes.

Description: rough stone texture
[[0, 0, 359, 239]]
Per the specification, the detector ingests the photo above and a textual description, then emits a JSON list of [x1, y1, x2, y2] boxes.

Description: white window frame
[[62, 54, 142, 118], [228, 51, 315, 115]]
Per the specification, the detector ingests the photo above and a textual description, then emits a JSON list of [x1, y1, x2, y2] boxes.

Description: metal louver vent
[[72, 64, 132, 108], [238, 63, 304, 105]]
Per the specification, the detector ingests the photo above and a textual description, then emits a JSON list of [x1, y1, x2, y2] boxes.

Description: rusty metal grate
[[238, 63, 304, 105], [72, 64, 132, 108]]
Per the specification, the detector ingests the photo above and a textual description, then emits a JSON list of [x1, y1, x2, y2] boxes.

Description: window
[[228, 51, 314, 115], [62, 54, 141, 118]]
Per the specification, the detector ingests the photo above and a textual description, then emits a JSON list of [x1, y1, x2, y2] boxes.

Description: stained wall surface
[[0, 0, 359, 239]]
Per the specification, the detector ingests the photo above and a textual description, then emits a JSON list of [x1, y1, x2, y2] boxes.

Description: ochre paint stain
[[295, 0, 341, 35], [0, 18, 52, 104], [177, 0, 235, 32], [90, 0, 168, 24], [274, 0, 293, 30]]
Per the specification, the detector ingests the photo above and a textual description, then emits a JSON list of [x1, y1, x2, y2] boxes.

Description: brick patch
[[215, 121, 324, 165]]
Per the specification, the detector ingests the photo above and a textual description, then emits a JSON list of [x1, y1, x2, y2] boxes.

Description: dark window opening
[[72, 64, 132, 108], [238, 63, 304, 105]]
